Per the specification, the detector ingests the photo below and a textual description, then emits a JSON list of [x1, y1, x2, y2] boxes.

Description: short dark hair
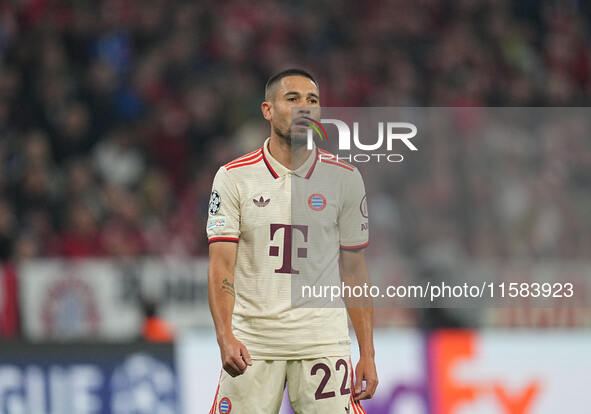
[[265, 68, 318, 100]]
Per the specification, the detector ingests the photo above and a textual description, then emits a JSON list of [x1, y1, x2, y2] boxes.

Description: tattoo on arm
[[221, 278, 235, 297]]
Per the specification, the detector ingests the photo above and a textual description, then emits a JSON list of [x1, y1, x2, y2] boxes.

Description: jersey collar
[[262, 137, 318, 179]]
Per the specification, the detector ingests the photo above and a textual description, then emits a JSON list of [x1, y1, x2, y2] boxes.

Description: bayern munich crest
[[219, 397, 232, 413], [308, 193, 326, 211]]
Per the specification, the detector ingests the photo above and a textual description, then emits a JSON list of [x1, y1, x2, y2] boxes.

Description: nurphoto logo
[[304, 117, 418, 163]]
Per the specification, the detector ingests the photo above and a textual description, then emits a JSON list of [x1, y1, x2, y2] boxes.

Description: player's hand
[[218, 334, 252, 377], [353, 356, 378, 400]]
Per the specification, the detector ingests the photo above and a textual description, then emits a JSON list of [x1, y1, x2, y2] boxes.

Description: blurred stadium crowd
[[1, 0, 591, 264]]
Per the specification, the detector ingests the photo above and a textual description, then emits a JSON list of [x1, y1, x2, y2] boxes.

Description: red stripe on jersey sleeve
[[321, 158, 355, 171], [225, 148, 262, 167], [340, 241, 369, 250], [208, 237, 239, 243], [318, 148, 355, 169], [225, 148, 262, 166], [225, 155, 263, 170]]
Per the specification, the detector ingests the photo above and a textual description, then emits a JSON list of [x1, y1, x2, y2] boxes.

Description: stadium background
[[1, 1, 590, 413]]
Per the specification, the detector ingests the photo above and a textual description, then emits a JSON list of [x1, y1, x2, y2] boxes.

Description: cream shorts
[[208, 356, 367, 414]]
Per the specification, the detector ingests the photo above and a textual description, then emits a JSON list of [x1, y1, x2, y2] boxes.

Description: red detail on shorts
[[349, 357, 359, 414], [348, 357, 367, 414], [356, 399, 367, 414], [350, 395, 360, 414], [209, 371, 222, 414]]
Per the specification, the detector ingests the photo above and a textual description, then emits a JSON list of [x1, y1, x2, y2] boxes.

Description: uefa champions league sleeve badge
[[209, 190, 221, 215]]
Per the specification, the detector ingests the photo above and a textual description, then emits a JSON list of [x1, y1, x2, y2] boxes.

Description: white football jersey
[[207, 137, 369, 359]]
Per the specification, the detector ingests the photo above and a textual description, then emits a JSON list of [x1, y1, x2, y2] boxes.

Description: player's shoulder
[[219, 147, 265, 176], [316, 148, 357, 175]]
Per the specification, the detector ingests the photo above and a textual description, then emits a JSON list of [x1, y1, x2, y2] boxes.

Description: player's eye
[[287, 97, 297, 102], [308, 98, 318, 104]]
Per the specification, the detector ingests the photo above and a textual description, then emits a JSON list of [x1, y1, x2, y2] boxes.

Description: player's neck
[[268, 135, 311, 170]]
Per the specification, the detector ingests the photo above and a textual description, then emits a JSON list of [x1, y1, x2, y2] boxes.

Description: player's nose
[[296, 107, 311, 115]]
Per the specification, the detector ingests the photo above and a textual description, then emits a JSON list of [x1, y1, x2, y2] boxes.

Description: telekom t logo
[[269, 224, 308, 274], [307, 119, 418, 151]]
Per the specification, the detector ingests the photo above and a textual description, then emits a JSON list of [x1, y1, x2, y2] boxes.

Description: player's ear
[[261, 101, 272, 121]]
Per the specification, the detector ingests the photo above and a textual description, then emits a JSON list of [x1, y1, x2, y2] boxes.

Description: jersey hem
[[247, 349, 351, 360], [241, 342, 351, 361]]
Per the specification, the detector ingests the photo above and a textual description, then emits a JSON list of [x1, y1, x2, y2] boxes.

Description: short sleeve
[[206, 166, 240, 243], [338, 168, 369, 249]]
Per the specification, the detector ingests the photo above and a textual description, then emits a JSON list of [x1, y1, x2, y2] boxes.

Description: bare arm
[[208, 241, 252, 376], [340, 248, 378, 400]]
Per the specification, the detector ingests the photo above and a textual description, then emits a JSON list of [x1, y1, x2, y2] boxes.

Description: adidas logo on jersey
[[253, 196, 270, 207]]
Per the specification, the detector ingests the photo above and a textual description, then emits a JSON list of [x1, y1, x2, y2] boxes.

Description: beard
[[273, 123, 308, 149]]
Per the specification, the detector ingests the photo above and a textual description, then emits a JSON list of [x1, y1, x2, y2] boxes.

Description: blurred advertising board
[[17, 258, 591, 341], [425, 331, 591, 414], [181, 329, 591, 414], [0, 342, 178, 414], [19, 259, 210, 341], [0, 264, 18, 338]]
